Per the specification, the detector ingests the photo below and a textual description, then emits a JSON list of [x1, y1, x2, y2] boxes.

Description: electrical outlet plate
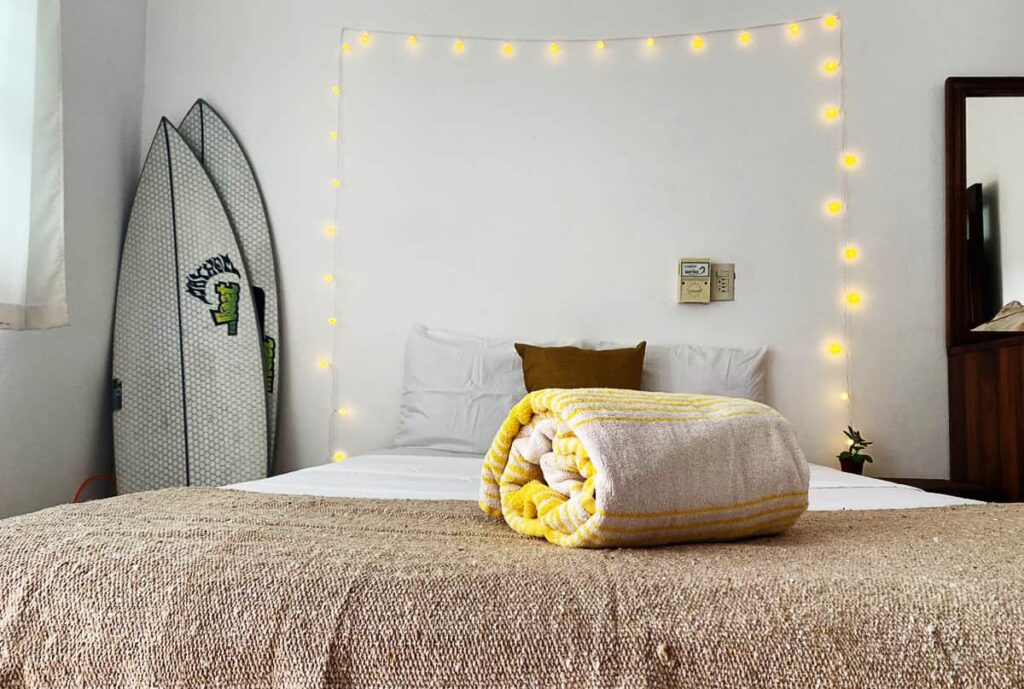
[[710, 262, 735, 301]]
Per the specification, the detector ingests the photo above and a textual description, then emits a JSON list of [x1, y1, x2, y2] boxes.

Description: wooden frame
[[945, 76, 1024, 349]]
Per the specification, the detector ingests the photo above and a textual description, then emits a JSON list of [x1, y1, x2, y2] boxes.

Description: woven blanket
[[1, 489, 1022, 688], [479, 388, 809, 547]]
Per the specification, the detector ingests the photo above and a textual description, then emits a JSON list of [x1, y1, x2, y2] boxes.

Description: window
[[0, 0, 66, 330]]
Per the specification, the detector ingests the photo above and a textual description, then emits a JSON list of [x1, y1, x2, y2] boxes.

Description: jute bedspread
[[1, 488, 1022, 688]]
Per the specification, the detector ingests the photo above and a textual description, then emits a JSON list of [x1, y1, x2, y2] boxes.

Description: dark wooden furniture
[[946, 77, 1024, 502]]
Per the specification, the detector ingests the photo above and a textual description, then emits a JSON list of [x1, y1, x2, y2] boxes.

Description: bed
[[229, 447, 982, 512], [4, 447, 1022, 688]]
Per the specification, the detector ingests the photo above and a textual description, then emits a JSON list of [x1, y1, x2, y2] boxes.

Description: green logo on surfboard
[[211, 281, 241, 336]]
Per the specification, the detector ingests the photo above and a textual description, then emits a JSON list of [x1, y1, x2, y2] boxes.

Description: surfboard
[[178, 100, 280, 471], [112, 119, 268, 493]]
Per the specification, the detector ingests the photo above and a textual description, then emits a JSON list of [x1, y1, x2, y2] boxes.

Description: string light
[[327, 15, 858, 467]]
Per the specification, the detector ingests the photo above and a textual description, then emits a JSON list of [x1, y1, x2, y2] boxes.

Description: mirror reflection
[[967, 97, 1024, 331]]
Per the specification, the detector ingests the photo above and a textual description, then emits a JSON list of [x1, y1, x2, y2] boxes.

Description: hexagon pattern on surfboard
[[112, 119, 268, 493], [178, 100, 280, 470]]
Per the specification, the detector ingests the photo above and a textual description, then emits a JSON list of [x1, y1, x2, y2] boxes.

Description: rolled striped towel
[[479, 388, 809, 548]]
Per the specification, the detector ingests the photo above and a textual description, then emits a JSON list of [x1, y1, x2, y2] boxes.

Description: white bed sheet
[[229, 449, 981, 511]]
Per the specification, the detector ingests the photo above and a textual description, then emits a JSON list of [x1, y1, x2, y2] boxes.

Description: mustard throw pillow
[[513, 342, 647, 392]]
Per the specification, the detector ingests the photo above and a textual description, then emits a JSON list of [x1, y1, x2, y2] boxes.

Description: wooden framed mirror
[[946, 77, 1024, 501], [947, 77, 1024, 346]]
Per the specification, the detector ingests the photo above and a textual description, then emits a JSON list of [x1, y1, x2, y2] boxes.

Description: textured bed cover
[[0, 487, 1019, 688], [230, 449, 981, 511]]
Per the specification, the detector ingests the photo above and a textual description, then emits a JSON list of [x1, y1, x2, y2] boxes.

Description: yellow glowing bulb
[[550, 42, 561, 55], [318, 359, 330, 368], [646, 37, 656, 48], [329, 130, 338, 140], [846, 291, 862, 306], [846, 437, 855, 447], [826, 199, 845, 215], [823, 59, 840, 74], [327, 316, 337, 326], [788, 23, 802, 37], [596, 40, 607, 50], [360, 32, 371, 45], [842, 152, 860, 169], [341, 43, 351, 54], [331, 85, 341, 95], [843, 246, 859, 261], [839, 391, 850, 402], [333, 451, 346, 462], [503, 42, 514, 57], [738, 31, 753, 46], [828, 342, 844, 357], [453, 39, 465, 53], [331, 178, 341, 188], [823, 105, 841, 121], [407, 35, 417, 46], [337, 407, 351, 417], [691, 36, 706, 51], [823, 15, 840, 29], [324, 224, 336, 237], [323, 273, 334, 283]]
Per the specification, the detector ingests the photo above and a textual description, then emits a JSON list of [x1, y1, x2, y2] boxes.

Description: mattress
[[229, 449, 981, 510]]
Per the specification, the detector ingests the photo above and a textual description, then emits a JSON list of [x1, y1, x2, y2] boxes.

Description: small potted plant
[[837, 426, 873, 474]]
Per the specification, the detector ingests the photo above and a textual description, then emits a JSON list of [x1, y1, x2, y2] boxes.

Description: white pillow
[[641, 343, 768, 402], [394, 324, 526, 454]]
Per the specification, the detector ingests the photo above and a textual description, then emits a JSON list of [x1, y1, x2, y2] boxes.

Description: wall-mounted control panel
[[677, 258, 735, 304], [678, 258, 711, 303]]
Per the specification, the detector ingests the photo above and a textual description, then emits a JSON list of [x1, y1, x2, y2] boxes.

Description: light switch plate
[[710, 262, 735, 301], [678, 258, 711, 304]]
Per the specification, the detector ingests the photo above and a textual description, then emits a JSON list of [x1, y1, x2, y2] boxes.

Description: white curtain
[[0, 0, 66, 330]]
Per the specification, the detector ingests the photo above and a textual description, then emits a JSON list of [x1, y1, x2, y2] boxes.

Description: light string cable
[[325, 15, 849, 462], [326, 29, 347, 463]]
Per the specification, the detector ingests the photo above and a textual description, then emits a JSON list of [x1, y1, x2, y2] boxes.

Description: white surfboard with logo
[[112, 119, 268, 493], [178, 100, 280, 471]]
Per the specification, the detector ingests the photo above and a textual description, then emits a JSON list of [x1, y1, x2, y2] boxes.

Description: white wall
[[139, 0, 1024, 480], [967, 97, 1024, 305], [0, 0, 148, 518]]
